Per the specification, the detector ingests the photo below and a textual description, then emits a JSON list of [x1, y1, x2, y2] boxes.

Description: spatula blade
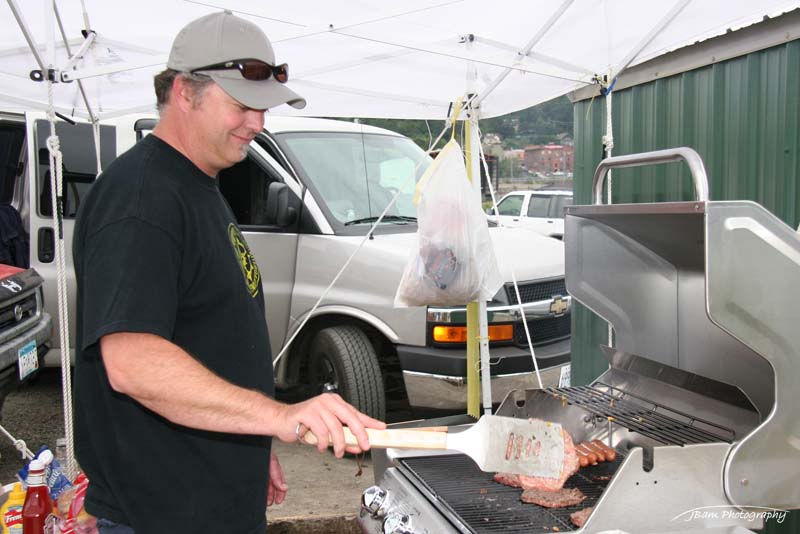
[[450, 415, 566, 479]]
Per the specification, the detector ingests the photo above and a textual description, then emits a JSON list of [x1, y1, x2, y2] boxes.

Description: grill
[[514, 314, 570, 346], [360, 149, 800, 534], [400, 452, 622, 533], [506, 277, 565, 305]]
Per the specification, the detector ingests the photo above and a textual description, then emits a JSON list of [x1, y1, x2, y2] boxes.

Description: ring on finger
[[295, 422, 305, 441]]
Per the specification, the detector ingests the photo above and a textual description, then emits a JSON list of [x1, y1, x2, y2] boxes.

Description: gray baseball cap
[[167, 11, 306, 110]]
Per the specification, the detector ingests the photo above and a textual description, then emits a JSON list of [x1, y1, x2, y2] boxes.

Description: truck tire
[[309, 326, 386, 421]]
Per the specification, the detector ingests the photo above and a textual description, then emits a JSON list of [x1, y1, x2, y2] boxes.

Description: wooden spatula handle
[[302, 428, 448, 449]]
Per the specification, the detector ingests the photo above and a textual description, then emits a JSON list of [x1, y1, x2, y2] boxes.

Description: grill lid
[[565, 148, 800, 510]]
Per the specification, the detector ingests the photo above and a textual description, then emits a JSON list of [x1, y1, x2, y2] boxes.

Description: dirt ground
[[0, 368, 66, 483]]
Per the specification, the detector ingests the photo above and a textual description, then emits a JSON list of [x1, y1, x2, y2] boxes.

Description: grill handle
[[592, 147, 709, 205]]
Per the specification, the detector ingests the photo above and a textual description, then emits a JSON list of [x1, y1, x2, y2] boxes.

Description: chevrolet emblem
[[549, 296, 569, 316]]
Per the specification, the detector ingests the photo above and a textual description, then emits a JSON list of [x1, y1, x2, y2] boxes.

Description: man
[[72, 11, 385, 534]]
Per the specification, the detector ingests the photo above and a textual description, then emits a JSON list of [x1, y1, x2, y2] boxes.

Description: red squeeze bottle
[[22, 459, 50, 534]]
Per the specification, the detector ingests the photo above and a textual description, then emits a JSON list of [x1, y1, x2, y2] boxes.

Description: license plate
[[558, 364, 571, 387], [18, 340, 38, 380]]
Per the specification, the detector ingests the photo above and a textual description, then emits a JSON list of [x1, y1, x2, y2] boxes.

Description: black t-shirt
[[73, 134, 274, 533]]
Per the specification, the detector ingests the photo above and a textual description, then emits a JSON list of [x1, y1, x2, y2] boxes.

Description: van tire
[[309, 326, 386, 421]]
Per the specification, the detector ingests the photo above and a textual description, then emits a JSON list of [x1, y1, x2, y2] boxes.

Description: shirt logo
[[228, 224, 261, 297]]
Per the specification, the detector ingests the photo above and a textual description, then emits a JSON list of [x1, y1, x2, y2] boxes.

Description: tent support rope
[[603, 76, 614, 349], [47, 79, 78, 481], [475, 123, 544, 391]]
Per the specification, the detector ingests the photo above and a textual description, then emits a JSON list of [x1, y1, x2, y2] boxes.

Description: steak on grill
[[571, 507, 593, 527], [492, 472, 522, 488], [520, 487, 586, 508], [493, 424, 580, 491], [515, 424, 580, 491]]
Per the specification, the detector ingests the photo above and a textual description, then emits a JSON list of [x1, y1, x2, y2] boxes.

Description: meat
[[574, 442, 598, 465], [583, 441, 609, 462], [592, 439, 617, 462], [520, 487, 586, 508], [575, 440, 617, 466], [570, 507, 593, 527], [492, 472, 522, 488], [493, 423, 580, 492]]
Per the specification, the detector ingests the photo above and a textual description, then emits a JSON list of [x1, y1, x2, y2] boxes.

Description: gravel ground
[[0, 368, 67, 484]]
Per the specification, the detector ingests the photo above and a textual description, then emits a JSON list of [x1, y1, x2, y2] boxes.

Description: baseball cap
[[167, 11, 306, 110]]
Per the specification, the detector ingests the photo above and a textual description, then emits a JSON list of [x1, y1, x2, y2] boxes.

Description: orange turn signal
[[432, 325, 514, 343]]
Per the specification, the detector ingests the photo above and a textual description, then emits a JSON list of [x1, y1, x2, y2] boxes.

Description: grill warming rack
[[544, 384, 735, 446]]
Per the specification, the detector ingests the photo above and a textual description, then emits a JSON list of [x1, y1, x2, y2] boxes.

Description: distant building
[[524, 144, 574, 175], [503, 149, 526, 160]]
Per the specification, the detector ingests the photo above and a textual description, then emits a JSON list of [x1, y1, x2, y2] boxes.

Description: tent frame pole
[[6, 0, 47, 71], [474, 0, 575, 108], [613, 0, 692, 76]]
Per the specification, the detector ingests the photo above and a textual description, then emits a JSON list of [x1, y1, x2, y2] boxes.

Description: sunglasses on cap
[[190, 58, 289, 83]]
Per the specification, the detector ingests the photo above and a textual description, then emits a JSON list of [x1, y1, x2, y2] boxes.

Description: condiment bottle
[[22, 460, 50, 534], [1, 482, 26, 533]]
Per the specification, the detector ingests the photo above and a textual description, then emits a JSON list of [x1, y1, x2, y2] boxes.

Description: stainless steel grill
[[360, 148, 800, 534]]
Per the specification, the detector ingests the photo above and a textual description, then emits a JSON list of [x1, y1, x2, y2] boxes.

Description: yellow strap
[[413, 97, 465, 205], [450, 98, 464, 140]]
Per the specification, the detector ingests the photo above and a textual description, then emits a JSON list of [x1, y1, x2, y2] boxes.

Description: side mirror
[[266, 182, 297, 227]]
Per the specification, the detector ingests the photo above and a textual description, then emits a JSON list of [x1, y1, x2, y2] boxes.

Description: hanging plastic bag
[[395, 137, 502, 307]]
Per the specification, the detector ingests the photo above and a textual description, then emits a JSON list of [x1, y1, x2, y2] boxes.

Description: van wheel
[[309, 326, 386, 421]]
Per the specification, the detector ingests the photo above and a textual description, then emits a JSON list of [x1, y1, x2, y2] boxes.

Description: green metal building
[[569, 10, 799, 533]]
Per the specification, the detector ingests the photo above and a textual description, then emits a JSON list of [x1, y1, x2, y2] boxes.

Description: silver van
[[2, 111, 572, 420]]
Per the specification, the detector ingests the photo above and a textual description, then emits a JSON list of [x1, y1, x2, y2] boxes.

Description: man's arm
[[101, 332, 384, 456]]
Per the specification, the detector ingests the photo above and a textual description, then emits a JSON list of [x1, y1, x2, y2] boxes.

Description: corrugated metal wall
[[571, 39, 800, 532]]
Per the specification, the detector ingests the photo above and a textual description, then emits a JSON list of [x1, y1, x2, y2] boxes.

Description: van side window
[[218, 154, 288, 228], [0, 123, 25, 204], [35, 120, 115, 218]]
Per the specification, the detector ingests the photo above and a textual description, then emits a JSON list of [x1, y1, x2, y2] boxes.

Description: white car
[[488, 189, 573, 239]]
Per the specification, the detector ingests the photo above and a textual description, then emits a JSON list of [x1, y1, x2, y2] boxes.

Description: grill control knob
[[362, 485, 388, 517], [382, 512, 413, 534]]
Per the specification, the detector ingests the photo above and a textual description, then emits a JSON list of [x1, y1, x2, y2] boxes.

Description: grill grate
[[400, 451, 623, 533], [544, 384, 735, 445], [506, 278, 566, 305]]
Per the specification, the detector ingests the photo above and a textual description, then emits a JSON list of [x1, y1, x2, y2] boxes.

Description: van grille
[[0, 294, 37, 333], [506, 278, 566, 305], [515, 314, 571, 346]]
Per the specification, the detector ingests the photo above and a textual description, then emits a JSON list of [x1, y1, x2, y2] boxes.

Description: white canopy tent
[[2, 0, 799, 120], [3, 0, 799, 477]]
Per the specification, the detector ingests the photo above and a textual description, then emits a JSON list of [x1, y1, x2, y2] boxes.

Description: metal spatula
[[303, 414, 567, 479]]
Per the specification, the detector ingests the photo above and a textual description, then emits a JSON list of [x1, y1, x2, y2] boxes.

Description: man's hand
[[275, 393, 386, 458], [267, 452, 288, 507]]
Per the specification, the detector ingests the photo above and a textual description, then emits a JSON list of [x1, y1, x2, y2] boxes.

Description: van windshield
[[277, 131, 430, 227]]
